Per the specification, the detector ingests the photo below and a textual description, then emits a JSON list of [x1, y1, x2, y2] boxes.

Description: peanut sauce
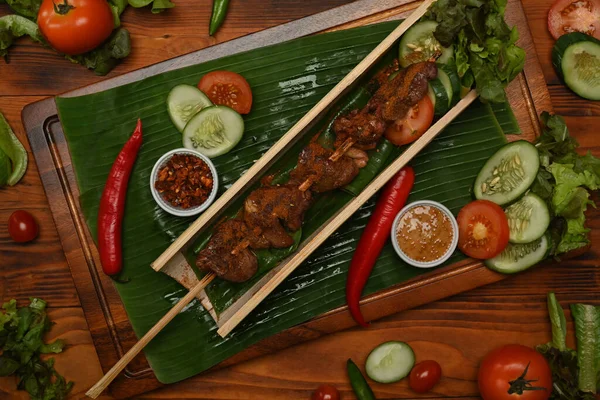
[[396, 204, 453, 262]]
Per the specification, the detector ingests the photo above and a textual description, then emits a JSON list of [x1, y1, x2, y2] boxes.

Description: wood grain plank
[[140, 293, 597, 399], [0, 0, 352, 97], [0, 96, 79, 308]]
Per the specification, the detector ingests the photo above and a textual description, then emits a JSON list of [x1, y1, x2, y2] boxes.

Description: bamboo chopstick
[[216, 90, 479, 337], [85, 274, 216, 399], [150, 0, 436, 273]]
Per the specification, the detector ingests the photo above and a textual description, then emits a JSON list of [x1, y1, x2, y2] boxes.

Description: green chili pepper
[[209, 0, 230, 36], [347, 359, 376, 400], [0, 112, 27, 186]]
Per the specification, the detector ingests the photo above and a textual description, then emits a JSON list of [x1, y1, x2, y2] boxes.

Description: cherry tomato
[[37, 0, 114, 55], [8, 210, 39, 243], [311, 384, 340, 400], [198, 71, 253, 114], [384, 95, 434, 146], [547, 0, 600, 40], [478, 344, 552, 400], [457, 200, 509, 259], [409, 360, 442, 393]]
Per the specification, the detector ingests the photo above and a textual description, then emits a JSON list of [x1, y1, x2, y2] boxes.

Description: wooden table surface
[[0, 0, 598, 399]]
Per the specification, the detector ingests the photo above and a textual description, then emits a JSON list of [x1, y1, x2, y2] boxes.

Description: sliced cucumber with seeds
[[365, 341, 415, 383], [428, 79, 450, 117], [182, 106, 244, 158], [485, 235, 549, 274], [399, 21, 454, 68], [473, 141, 540, 206], [552, 32, 600, 101], [167, 84, 213, 132], [505, 193, 550, 244]]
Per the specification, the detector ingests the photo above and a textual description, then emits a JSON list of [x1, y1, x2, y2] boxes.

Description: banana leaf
[[58, 20, 511, 383]]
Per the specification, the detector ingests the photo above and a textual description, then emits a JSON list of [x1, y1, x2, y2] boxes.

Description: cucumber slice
[[428, 79, 449, 117], [436, 69, 453, 107], [439, 64, 461, 106], [365, 341, 415, 383], [182, 106, 244, 158], [473, 141, 540, 206], [485, 235, 549, 274], [167, 84, 213, 132], [505, 193, 550, 244], [399, 21, 454, 67], [552, 32, 600, 101]]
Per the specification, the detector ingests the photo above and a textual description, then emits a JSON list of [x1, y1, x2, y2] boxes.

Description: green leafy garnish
[[531, 112, 600, 256], [127, 0, 174, 13], [536, 293, 599, 400], [0, 111, 28, 186], [66, 28, 131, 76], [3, 0, 41, 19], [0, 14, 43, 59], [0, 298, 73, 400], [425, 0, 525, 102]]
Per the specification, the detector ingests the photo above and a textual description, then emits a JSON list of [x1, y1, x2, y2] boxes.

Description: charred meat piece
[[369, 61, 437, 122], [289, 143, 360, 192], [332, 109, 387, 150], [333, 61, 437, 149], [244, 184, 312, 247], [196, 219, 259, 283]]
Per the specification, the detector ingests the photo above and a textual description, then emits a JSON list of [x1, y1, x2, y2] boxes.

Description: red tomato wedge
[[548, 0, 600, 40], [457, 200, 509, 259], [384, 95, 434, 146], [198, 71, 253, 114]]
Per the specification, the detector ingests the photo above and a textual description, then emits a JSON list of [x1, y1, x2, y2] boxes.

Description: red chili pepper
[[97, 119, 143, 276], [346, 166, 415, 327]]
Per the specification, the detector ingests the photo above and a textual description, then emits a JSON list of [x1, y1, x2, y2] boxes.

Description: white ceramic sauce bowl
[[391, 200, 459, 268], [150, 148, 218, 217]]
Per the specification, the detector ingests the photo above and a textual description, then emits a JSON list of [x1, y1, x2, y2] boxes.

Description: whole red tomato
[[37, 0, 114, 55], [409, 360, 442, 393], [8, 210, 39, 243], [311, 384, 340, 400], [478, 344, 552, 400]]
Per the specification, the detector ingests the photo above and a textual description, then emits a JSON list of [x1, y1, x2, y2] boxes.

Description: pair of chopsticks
[[85, 0, 480, 397]]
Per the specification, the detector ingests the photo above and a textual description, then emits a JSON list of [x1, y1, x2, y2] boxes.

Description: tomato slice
[[384, 95, 434, 146], [457, 200, 509, 259], [548, 0, 600, 40], [198, 71, 253, 114]]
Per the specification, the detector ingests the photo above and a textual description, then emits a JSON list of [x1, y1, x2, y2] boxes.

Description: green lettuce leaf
[[128, 0, 173, 13], [0, 14, 43, 59], [4, 0, 41, 19], [0, 112, 28, 186], [425, 0, 525, 103], [66, 28, 131, 75], [109, 0, 128, 28]]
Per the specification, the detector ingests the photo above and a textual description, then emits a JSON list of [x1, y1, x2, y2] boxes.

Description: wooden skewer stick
[[151, 0, 436, 274], [85, 273, 216, 399], [217, 90, 479, 338], [330, 136, 356, 161]]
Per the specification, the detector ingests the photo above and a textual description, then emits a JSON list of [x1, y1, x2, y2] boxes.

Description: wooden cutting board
[[21, 0, 552, 397]]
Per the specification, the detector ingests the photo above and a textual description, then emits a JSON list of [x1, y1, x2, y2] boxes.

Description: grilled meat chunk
[[244, 184, 312, 247], [289, 143, 360, 192], [370, 61, 437, 121], [333, 61, 437, 149], [196, 219, 259, 283]]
